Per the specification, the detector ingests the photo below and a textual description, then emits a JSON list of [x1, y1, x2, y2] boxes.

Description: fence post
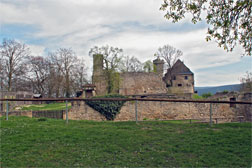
[[66, 100, 68, 124], [209, 103, 212, 126], [6, 100, 8, 120], [135, 100, 138, 123]]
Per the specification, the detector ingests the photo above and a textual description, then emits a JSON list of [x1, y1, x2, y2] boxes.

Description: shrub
[[202, 92, 212, 98], [85, 94, 127, 120], [222, 90, 229, 94], [38, 117, 47, 121], [192, 94, 203, 99]]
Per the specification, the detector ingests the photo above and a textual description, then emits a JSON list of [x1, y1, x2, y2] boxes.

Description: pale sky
[[0, 0, 251, 86]]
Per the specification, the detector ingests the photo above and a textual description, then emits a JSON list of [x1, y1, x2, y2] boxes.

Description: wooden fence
[[32, 110, 63, 119], [0, 110, 64, 119]]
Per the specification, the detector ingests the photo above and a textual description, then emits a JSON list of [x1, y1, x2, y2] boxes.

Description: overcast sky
[[1, 0, 251, 86]]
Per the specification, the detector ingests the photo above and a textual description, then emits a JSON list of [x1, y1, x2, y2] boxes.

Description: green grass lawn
[[19, 102, 72, 111], [0, 116, 251, 167]]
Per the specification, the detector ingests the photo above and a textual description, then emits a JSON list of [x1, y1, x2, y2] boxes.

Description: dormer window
[[185, 76, 188, 80]]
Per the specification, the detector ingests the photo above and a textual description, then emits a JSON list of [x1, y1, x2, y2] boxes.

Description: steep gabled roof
[[169, 59, 193, 75], [163, 59, 193, 81]]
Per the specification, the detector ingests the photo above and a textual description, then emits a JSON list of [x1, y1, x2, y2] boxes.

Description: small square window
[[166, 84, 171, 87], [185, 76, 188, 80]]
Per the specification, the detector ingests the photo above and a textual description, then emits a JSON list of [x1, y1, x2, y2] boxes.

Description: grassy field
[[0, 116, 251, 167], [18, 102, 72, 111]]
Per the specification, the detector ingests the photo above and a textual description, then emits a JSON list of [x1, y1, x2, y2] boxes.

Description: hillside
[[195, 84, 241, 96]]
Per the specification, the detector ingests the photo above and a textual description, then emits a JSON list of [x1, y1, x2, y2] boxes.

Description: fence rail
[[0, 98, 251, 104], [0, 110, 63, 119]]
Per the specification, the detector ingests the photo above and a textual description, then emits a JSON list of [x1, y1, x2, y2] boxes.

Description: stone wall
[[69, 101, 239, 122], [168, 74, 194, 94], [0, 111, 32, 118], [119, 72, 167, 95], [93, 71, 168, 96], [210, 92, 252, 121], [67, 102, 106, 121], [92, 75, 107, 95]]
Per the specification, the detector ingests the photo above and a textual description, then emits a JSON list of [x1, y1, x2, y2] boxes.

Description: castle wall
[[92, 54, 169, 96], [69, 100, 240, 122], [119, 72, 167, 95], [66, 102, 106, 121]]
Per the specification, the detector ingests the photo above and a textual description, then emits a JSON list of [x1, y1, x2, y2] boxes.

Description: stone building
[[163, 59, 194, 94], [90, 54, 194, 97]]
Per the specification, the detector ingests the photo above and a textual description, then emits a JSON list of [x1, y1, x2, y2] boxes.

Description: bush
[[38, 117, 47, 121], [85, 94, 127, 120], [222, 90, 229, 94], [202, 92, 212, 98], [192, 94, 203, 99]]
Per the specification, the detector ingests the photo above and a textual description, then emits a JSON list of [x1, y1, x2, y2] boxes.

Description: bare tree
[[240, 71, 252, 92], [27, 56, 50, 97], [72, 58, 88, 91], [48, 53, 64, 97], [155, 44, 183, 86], [120, 56, 143, 72], [155, 44, 182, 70], [50, 48, 80, 97], [0, 39, 30, 91], [0, 56, 4, 90]]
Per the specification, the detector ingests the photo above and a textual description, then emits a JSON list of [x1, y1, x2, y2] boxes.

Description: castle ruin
[[90, 54, 195, 97]]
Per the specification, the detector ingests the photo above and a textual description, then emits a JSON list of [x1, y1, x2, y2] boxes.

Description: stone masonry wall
[[69, 101, 238, 122], [92, 75, 107, 96], [119, 72, 167, 95], [68, 102, 106, 121], [168, 74, 194, 94]]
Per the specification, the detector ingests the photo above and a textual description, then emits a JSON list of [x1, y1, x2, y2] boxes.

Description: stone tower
[[93, 54, 104, 76], [92, 54, 107, 95], [153, 56, 165, 74]]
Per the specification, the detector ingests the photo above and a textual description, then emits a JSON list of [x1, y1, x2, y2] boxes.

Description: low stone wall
[[0, 111, 32, 118], [69, 101, 238, 122], [65, 102, 106, 121]]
